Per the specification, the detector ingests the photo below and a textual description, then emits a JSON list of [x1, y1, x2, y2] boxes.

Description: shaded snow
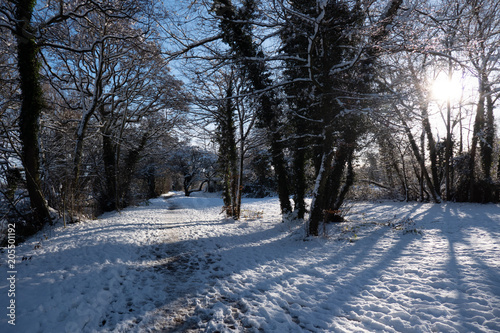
[[1, 193, 499, 332]]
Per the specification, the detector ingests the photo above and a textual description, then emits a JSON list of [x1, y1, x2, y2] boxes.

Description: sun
[[431, 73, 464, 103]]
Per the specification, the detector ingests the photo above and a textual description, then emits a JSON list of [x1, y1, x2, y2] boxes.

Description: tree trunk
[[480, 76, 495, 202], [497, 153, 500, 202], [15, 0, 52, 226], [468, 82, 484, 202], [444, 60, 454, 201], [444, 99, 452, 201], [235, 142, 244, 220], [269, 127, 292, 216], [420, 128, 425, 201], [213, 0, 291, 217], [72, 48, 105, 192], [290, 97, 310, 219], [120, 133, 148, 206], [216, 81, 239, 219], [101, 127, 118, 212], [146, 164, 157, 199], [183, 174, 192, 197], [308, 126, 335, 236], [396, 108, 441, 203], [292, 143, 307, 219], [421, 105, 441, 198], [332, 149, 355, 210], [400, 148, 410, 202]]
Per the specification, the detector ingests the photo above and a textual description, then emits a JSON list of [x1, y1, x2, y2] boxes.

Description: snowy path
[[1, 194, 500, 332]]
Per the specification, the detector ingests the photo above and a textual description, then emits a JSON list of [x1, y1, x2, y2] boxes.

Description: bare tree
[[0, 0, 161, 228]]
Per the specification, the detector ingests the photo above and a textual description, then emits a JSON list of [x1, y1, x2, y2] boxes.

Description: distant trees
[[167, 146, 217, 197], [371, 0, 500, 204], [460, 0, 500, 202]]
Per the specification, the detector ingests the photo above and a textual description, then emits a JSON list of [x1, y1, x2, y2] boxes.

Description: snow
[[1, 193, 500, 332]]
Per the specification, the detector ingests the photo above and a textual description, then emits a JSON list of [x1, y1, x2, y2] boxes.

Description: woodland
[[1, 0, 500, 239]]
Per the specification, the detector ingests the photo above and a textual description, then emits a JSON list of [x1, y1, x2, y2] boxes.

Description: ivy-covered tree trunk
[[15, 0, 52, 227], [120, 133, 148, 206], [266, 113, 292, 216], [325, 142, 356, 212], [281, 0, 315, 220], [306, 0, 403, 236], [292, 140, 307, 219], [333, 150, 355, 211], [467, 78, 486, 202], [421, 105, 442, 198], [303, 1, 362, 236], [183, 174, 193, 197], [216, 82, 239, 219], [308, 125, 335, 235], [101, 126, 118, 212], [213, 0, 292, 216], [480, 76, 495, 202]]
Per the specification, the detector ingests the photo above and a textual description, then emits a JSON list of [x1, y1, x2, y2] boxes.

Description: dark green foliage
[[244, 149, 276, 198], [281, 0, 318, 219], [279, 0, 366, 235], [279, 0, 403, 235]]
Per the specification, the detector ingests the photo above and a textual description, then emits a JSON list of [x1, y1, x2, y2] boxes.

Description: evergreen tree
[[281, 0, 318, 220], [278, 0, 402, 235], [280, 0, 366, 235]]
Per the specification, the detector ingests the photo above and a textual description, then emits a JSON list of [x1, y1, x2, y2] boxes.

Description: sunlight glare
[[431, 73, 463, 103]]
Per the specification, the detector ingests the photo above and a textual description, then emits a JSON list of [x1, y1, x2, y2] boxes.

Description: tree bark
[[308, 124, 335, 236], [217, 81, 239, 219], [478, 75, 495, 202], [213, 0, 292, 216], [15, 0, 52, 226], [421, 105, 441, 198], [467, 80, 484, 202], [121, 132, 148, 206], [72, 51, 105, 193], [101, 126, 118, 212], [292, 142, 307, 219], [396, 108, 441, 203]]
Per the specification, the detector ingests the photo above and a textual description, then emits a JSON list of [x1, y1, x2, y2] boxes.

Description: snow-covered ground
[[1, 192, 500, 332]]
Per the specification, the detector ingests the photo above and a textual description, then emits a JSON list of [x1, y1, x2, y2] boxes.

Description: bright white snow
[[1, 192, 500, 332]]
